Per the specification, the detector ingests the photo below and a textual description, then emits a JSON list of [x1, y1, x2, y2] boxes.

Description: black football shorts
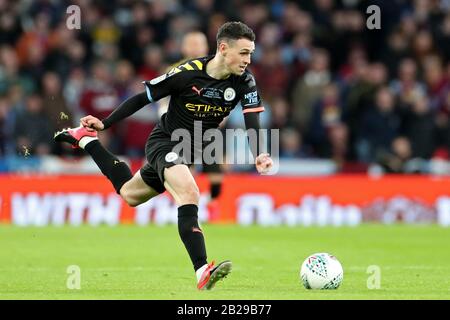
[[140, 124, 183, 193], [140, 124, 223, 193]]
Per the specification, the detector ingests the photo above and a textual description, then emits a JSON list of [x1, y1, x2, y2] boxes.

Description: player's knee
[[123, 196, 140, 207], [126, 198, 140, 207], [179, 185, 200, 205], [120, 189, 141, 207]]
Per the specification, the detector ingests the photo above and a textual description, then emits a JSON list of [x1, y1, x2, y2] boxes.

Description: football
[[300, 253, 343, 289]]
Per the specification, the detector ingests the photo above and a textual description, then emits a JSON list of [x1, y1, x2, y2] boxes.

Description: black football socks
[[84, 140, 132, 194], [210, 182, 222, 199], [178, 204, 208, 271]]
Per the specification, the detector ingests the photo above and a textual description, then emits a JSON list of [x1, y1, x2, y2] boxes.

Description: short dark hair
[[216, 21, 255, 46]]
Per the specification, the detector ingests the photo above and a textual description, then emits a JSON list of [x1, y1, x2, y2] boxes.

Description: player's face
[[222, 38, 255, 75]]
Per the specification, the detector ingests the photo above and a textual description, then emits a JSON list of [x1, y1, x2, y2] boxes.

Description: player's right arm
[[81, 92, 150, 131], [81, 68, 184, 131]]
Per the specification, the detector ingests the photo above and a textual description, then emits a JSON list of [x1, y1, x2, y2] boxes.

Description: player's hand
[[255, 153, 273, 174], [80, 115, 104, 132]]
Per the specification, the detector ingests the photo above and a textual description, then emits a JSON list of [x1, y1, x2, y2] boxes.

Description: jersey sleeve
[[239, 73, 265, 114], [142, 68, 186, 102]]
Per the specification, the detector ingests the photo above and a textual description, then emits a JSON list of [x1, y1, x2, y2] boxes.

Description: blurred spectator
[[252, 45, 290, 99], [147, 0, 171, 45], [390, 58, 426, 109], [15, 11, 50, 67], [258, 22, 283, 49], [14, 94, 54, 156], [327, 122, 350, 167], [181, 31, 209, 59], [423, 55, 448, 110], [41, 71, 72, 131], [20, 40, 47, 82], [0, 4, 22, 46], [401, 95, 437, 159], [92, 18, 120, 47], [79, 60, 119, 151], [380, 30, 410, 79], [342, 58, 372, 131], [45, 21, 80, 79], [436, 13, 450, 63], [337, 45, 368, 83], [282, 3, 311, 42], [79, 60, 119, 121], [284, 32, 312, 83], [119, 3, 154, 67], [0, 95, 15, 156], [0, 45, 34, 95], [435, 87, 450, 154], [138, 45, 165, 80], [7, 83, 26, 113], [292, 48, 331, 133], [356, 86, 401, 163], [279, 127, 310, 159], [344, 62, 388, 159], [412, 30, 437, 66], [269, 96, 294, 129], [63, 68, 86, 122], [206, 13, 227, 51], [240, 2, 269, 32], [115, 60, 136, 99], [377, 136, 414, 173], [308, 82, 343, 157]]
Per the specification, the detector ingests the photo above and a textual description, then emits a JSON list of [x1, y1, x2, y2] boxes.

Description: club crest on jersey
[[165, 152, 178, 163], [224, 87, 236, 101]]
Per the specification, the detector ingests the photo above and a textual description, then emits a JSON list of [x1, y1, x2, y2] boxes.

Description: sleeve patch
[[149, 74, 168, 85]]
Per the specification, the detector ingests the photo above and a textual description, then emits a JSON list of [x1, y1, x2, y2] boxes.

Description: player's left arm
[[101, 92, 150, 130], [244, 112, 273, 174], [240, 73, 273, 174], [81, 92, 150, 131]]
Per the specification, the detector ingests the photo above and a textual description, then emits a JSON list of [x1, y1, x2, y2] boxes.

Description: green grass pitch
[[0, 224, 449, 299]]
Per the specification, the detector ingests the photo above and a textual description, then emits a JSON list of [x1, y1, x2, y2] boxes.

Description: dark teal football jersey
[[143, 56, 264, 136]]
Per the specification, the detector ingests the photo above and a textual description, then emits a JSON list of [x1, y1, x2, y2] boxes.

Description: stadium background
[[0, 0, 450, 301], [0, 0, 449, 226]]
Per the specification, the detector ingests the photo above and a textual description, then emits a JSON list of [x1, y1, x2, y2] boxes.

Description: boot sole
[[204, 261, 232, 290]]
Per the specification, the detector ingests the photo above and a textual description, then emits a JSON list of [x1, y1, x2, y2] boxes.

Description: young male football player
[[163, 31, 225, 222], [55, 21, 273, 290]]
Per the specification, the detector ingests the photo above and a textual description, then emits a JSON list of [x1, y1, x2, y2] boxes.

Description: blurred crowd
[[0, 0, 450, 173]]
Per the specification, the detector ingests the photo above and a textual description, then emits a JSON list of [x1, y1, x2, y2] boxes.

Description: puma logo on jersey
[[192, 86, 204, 96], [114, 160, 120, 164]]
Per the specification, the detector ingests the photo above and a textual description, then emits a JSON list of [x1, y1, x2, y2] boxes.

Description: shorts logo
[[165, 152, 178, 163], [224, 87, 236, 101]]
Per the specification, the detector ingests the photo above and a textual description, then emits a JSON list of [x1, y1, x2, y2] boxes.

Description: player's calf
[[54, 126, 133, 195]]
